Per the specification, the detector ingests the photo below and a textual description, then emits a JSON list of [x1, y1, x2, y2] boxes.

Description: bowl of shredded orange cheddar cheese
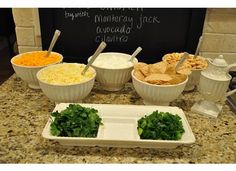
[[11, 51, 63, 89], [12, 51, 62, 67]]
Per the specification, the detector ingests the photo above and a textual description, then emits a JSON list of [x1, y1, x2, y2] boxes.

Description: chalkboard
[[39, 8, 206, 64]]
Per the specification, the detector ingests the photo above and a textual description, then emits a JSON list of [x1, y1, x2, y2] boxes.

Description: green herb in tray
[[50, 104, 103, 137], [137, 111, 185, 140]]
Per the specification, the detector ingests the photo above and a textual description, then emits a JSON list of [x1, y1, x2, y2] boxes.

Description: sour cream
[[91, 53, 137, 69]]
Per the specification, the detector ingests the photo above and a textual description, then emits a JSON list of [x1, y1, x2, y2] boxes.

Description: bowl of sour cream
[[88, 52, 138, 91]]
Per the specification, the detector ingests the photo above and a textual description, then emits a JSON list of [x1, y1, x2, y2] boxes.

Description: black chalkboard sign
[[39, 8, 206, 64]]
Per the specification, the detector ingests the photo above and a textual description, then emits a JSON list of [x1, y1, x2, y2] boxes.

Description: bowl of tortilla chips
[[131, 61, 190, 105]]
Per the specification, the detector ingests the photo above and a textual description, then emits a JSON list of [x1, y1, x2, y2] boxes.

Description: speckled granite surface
[[0, 75, 235, 163]]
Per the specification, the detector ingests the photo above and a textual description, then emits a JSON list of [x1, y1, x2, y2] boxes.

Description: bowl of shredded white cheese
[[88, 52, 138, 91], [37, 63, 96, 103]]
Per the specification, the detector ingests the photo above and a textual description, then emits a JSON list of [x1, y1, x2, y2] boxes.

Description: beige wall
[[12, 8, 236, 64], [199, 8, 236, 64], [12, 8, 42, 53]]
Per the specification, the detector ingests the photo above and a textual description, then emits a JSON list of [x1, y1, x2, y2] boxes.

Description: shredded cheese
[[38, 63, 95, 85], [13, 51, 61, 66]]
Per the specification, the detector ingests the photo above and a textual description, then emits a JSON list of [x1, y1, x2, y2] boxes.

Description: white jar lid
[[212, 55, 228, 67]]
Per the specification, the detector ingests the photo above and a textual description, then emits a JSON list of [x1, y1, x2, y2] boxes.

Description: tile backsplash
[[12, 8, 42, 53], [12, 8, 236, 66], [200, 8, 236, 67]]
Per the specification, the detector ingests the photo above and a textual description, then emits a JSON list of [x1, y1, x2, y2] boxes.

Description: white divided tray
[[42, 103, 196, 149]]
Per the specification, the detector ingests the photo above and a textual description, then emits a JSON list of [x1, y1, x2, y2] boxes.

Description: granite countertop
[[0, 74, 235, 163]]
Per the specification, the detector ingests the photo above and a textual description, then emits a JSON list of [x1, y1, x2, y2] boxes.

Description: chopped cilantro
[[50, 104, 103, 137], [137, 111, 185, 140]]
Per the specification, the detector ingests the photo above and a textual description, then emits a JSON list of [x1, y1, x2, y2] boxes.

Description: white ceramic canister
[[199, 55, 236, 102]]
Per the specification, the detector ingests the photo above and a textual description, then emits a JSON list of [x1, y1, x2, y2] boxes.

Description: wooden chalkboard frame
[[39, 8, 206, 63]]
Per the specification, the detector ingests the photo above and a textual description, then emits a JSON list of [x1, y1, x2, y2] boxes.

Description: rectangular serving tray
[[42, 103, 196, 149]]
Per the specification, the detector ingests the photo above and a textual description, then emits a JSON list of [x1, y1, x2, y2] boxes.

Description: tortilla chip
[[134, 62, 148, 71], [144, 73, 173, 84], [177, 68, 192, 75], [140, 65, 150, 77], [149, 61, 168, 74], [168, 74, 187, 84], [133, 60, 189, 85], [134, 70, 145, 81], [165, 63, 177, 74]]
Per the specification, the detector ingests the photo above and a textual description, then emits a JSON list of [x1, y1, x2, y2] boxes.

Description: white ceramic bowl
[[36, 63, 96, 103], [162, 54, 207, 91], [131, 70, 188, 105], [11, 51, 63, 89], [199, 71, 231, 102], [184, 68, 203, 91], [89, 52, 138, 91]]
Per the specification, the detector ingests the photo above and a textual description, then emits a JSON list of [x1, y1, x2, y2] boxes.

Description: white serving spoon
[[129, 47, 142, 62], [175, 52, 189, 71], [193, 36, 203, 58], [46, 29, 61, 57], [82, 41, 107, 75]]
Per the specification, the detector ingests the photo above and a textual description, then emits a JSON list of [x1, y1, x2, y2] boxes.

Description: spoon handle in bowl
[[82, 41, 107, 75], [46, 30, 61, 57], [175, 52, 189, 71], [130, 47, 142, 62], [194, 36, 203, 58]]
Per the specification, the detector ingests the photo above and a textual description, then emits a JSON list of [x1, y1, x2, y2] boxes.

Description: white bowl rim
[[11, 51, 63, 69], [88, 52, 138, 70], [131, 70, 188, 87], [162, 53, 208, 71], [36, 63, 96, 87]]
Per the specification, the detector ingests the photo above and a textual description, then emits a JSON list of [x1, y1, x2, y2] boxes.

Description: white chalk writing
[[94, 14, 133, 29], [64, 10, 90, 21], [63, 9, 161, 43], [95, 35, 128, 43], [96, 25, 131, 34], [137, 13, 160, 29], [100, 8, 143, 12]]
